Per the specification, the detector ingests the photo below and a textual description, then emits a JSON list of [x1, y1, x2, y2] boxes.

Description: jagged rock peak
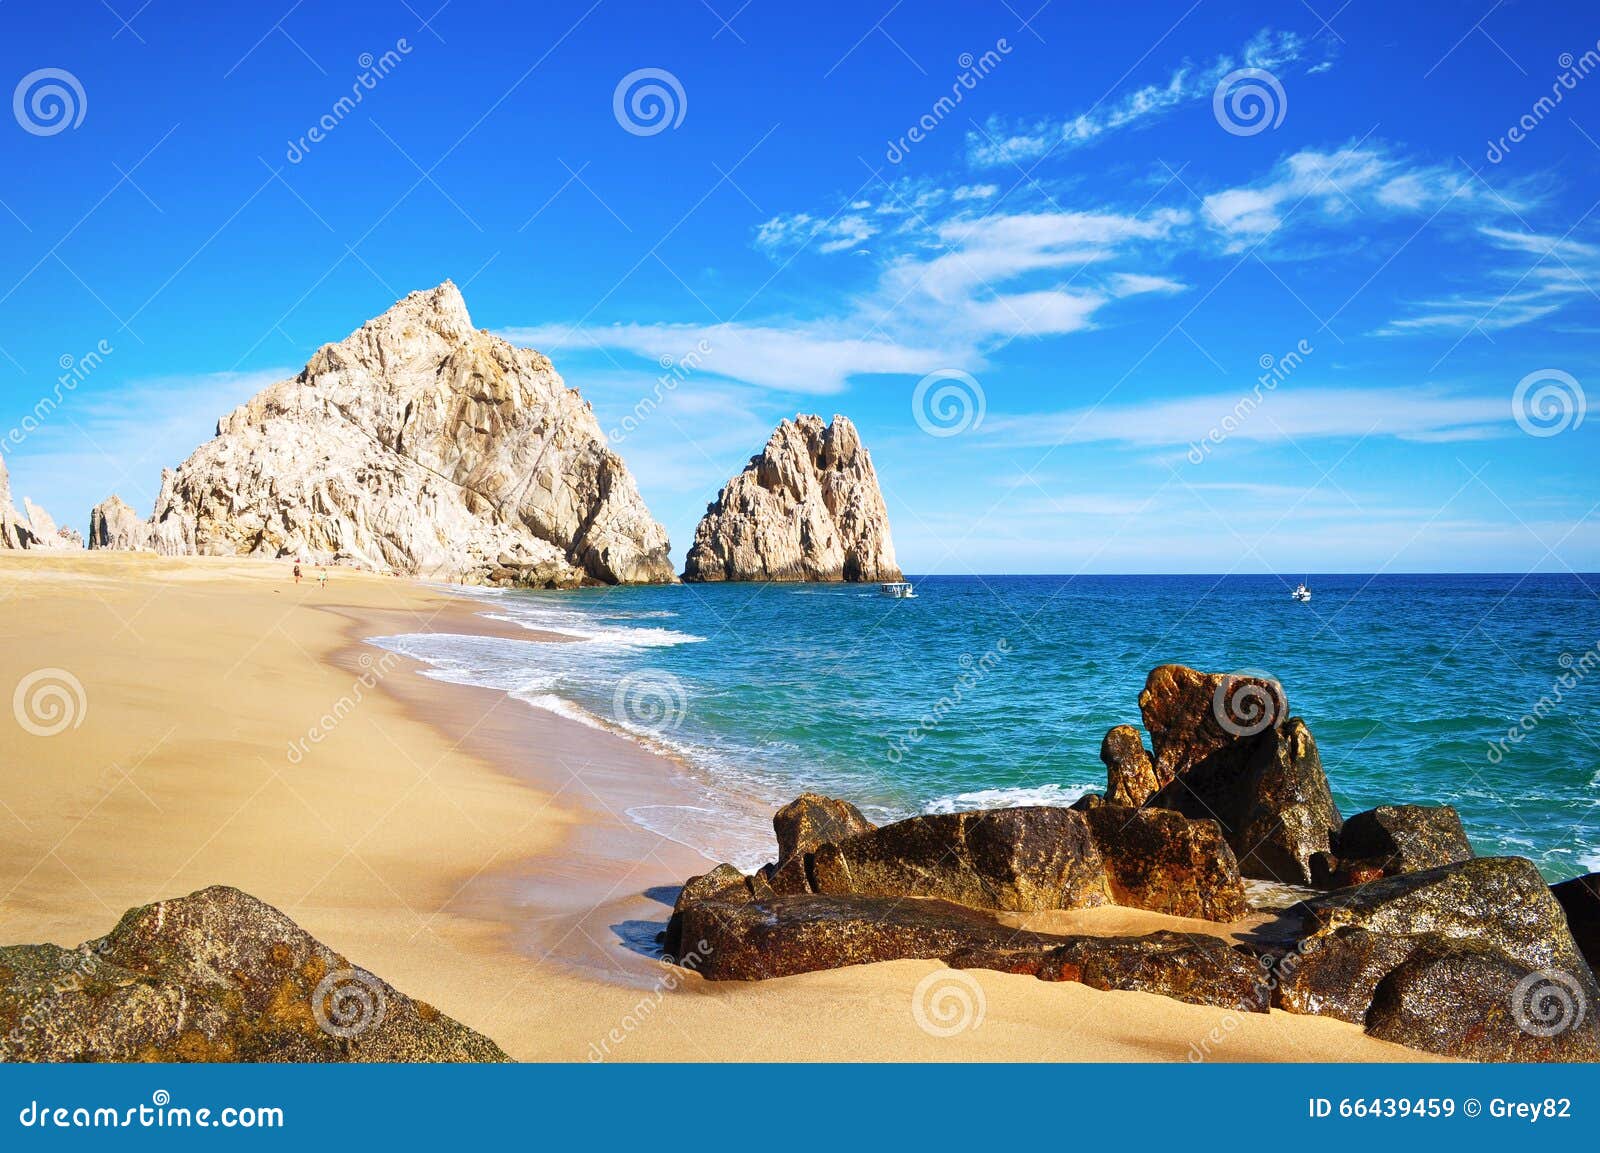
[[89, 281, 676, 587], [683, 413, 902, 583], [0, 456, 79, 550]]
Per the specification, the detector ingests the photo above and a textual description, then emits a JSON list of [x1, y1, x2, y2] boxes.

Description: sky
[[0, 0, 1596, 574]]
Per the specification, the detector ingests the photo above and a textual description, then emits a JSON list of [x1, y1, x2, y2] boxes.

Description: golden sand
[[0, 551, 1431, 1061]]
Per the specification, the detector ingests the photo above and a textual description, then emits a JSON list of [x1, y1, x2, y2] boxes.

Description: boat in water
[[1291, 581, 1312, 602], [880, 581, 916, 599]]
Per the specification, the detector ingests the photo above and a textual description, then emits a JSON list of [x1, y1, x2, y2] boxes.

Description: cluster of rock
[[86, 282, 676, 588], [683, 414, 901, 583], [75, 283, 907, 588], [665, 664, 1600, 1062], [0, 886, 506, 1061], [0, 455, 80, 550]]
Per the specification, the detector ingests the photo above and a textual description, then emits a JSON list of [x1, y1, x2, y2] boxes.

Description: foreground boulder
[[1553, 873, 1600, 975], [680, 894, 1265, 1010], [764, 792, 875, 894], [0, 886, 507, 1062], [1266, 857, 1600, 1061], [88, 282, 675, 587], [1138, 664, 1287, 784], [805, 803, 1247, 921], [682, 414, 901, 582]]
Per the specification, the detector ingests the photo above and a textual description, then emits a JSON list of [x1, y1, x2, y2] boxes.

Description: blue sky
[[0, 0, 1596, 574]]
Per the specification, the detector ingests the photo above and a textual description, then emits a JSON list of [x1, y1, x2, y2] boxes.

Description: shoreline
[[0, 551, 1435, 1061]]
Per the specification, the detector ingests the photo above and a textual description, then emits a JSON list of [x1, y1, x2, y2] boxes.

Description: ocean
[[372, 574, 1600, 882]]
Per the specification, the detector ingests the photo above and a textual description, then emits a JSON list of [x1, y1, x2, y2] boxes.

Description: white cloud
[[1199, 144, 1506, 248], [967, 29, 1319, 166], [1378, 225, 1600, 336], [981, 385, 1511, 448]]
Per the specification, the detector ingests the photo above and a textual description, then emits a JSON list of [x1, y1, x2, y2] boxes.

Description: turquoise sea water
[[374, 574, 1600, 881]]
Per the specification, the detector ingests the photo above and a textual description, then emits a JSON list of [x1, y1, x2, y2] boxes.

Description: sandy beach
[[0, 552, 1432, 1061]]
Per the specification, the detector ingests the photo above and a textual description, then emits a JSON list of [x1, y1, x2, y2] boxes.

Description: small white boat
[[880, 580, 916, 599], [1291, 582, 1312, 602]]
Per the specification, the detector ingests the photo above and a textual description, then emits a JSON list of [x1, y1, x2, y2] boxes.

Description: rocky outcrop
[[764, 792, 875, 895], [89, 493, 151, 550], [1264, 857, 1600, 1061], [1316, 804, 1473, 886], [88, 282, 674, 588], [678, 894, 1265, 1009], [1101, 724, 1159, 807], [682, 414, 901, 582], [0, 457, 77, 550], [0, 885, 507, 1061], [1106, 665, 1342, 886], [800, 804, 1247, 921]]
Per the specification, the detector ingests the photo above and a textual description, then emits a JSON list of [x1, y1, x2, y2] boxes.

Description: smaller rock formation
[[89, 493, 151, 550], [1105, 665, 1342, 886], [0, 457, 77, 550], [1100, 724, 1159, 807], [682, 414, 901, 583], [764, 792, 875, 895], [1315, 804, 1473, 886], [0, 885, 507, 1061]]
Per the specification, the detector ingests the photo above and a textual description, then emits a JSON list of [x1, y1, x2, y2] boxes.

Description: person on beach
[[318, 567, 328, 589], [293, 562, 302, 584]]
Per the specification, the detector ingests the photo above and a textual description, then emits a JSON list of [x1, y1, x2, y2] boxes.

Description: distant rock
[[682, 414, 901, 582], [89, 493, 151, 550], [88, 282, 675, 588], [0, 885, 507, 1062], [0, 456, 77, 550]]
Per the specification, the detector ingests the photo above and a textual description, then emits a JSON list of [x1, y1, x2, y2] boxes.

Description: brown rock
[[1139, 664, 1287, 783], [1332, 804, 1473, 883], [684, 895, 1264, 1012], [1148, 717, 1342, 886], [809, 807, 1111, 913], [1266, 856, 1600, 1062], [1082, 804, 1249, 921], [0, 886, 507, 1062], [775, 793, 875, 860], [1366, 938, 1600, 1062], [1100, 724, 1160, 807]]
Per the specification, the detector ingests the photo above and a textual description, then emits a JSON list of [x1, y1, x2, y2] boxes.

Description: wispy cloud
[[1377, 225, 1600, 336], [981, 385, 1511, 448], [966, 29, 1322, 167]]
